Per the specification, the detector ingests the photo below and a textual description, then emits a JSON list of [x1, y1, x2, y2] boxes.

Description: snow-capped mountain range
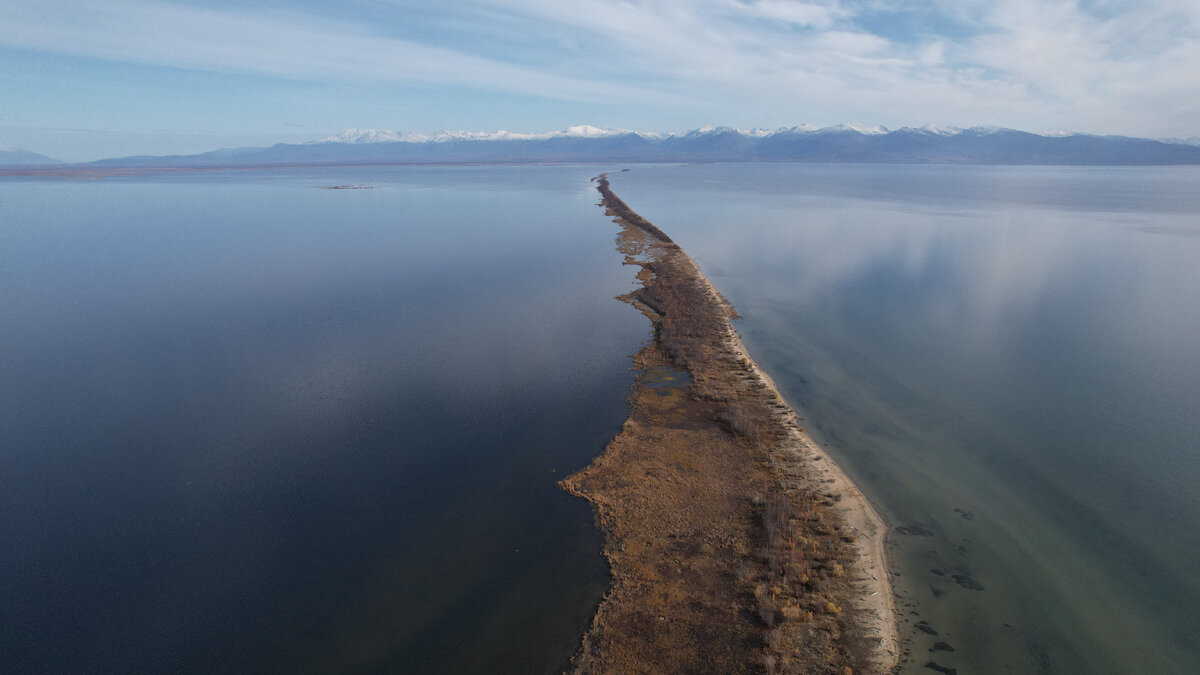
[[310, 123, 1048, 144], [312, 124, 639, 144], [312, 123, 921, 145], [45, 123, 1200, 168]]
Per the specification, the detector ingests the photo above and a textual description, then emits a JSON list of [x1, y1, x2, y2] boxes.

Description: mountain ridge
[[0, 147, 65, 166], [42, 124, 1200, 167]]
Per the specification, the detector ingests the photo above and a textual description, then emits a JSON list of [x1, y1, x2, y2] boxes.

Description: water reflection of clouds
[[617, 164, 1200, 673], [669, 197, 1074, 352], [0, 168, 643, 672], [1131, 224, 1200, 238], [680, 183, 1200, 379]]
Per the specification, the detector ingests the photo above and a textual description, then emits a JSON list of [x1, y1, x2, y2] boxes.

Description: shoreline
[[688, 259, 899, 670], [563, 172, 897, 672]]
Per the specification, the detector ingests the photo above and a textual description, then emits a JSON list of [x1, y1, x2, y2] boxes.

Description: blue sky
[[2, 0, 1198, 161]]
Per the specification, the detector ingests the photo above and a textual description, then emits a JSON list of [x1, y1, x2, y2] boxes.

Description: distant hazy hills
[[0, 147, 64, 166], [30, 125, 1200, 168]]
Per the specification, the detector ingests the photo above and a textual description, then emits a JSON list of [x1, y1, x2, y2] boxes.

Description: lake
[[0, 167, 647, 672], [3, 163, 1198, 673], [613, 163, 1200, 673]]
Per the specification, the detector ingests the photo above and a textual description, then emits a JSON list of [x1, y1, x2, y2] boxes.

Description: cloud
[[2, 0, 1198, 137], [466, 0, 1200, 134], [0, 0, 673, 104], [737, 1, 839, 29], [961, 0, 1200, 132]]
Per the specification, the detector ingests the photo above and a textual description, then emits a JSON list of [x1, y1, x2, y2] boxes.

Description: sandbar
[[562, 172, 897, 673]]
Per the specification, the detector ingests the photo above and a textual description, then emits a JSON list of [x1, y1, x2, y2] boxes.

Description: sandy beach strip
[[686, 253, 900, 670]]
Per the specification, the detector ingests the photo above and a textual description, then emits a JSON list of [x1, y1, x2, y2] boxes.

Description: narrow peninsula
[[562, 173, 898, 673]]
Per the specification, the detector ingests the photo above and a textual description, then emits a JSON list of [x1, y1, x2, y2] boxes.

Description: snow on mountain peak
[[769, 124, 820, 136], [558, 124, 626, 138], [313, 128, 423, 144], [306, 123, 1080, 146], [308, 123, 957, 146], [313, 125, 636, 145], [965, 125, 1008, 135], [733, 127, 775, 137], [917, 124, 963, 135], [822, 123, 890, 135]]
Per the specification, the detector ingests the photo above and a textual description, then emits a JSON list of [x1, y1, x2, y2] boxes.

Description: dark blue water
[[613, 164, 1200, 674], [0, 167, 646, 672]]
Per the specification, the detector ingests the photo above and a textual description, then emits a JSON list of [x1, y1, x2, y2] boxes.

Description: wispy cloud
[[438, 0, 1200, 134], [0, 1, 675, 104], [2, 0, 1198, 138]]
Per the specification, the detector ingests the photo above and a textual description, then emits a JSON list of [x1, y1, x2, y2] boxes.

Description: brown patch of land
[[561, 173, 897, 674]]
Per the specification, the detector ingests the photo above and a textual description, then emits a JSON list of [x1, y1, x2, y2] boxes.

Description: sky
[[2, 0, 1198, 161]]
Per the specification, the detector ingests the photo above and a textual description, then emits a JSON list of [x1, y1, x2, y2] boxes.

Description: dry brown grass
[[563, 174, 876, 674]]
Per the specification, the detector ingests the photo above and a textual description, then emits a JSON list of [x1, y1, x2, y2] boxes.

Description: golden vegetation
[[561, 175, 877, 674]]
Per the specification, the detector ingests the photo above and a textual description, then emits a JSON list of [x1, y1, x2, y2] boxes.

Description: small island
[[561, 173, 897, 673]]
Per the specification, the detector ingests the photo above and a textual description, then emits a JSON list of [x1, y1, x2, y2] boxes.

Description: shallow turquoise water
[[613, 164, 1200, 673]]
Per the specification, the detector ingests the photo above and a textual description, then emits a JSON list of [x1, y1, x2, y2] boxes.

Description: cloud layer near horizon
[[2, 0, 1198, 158]]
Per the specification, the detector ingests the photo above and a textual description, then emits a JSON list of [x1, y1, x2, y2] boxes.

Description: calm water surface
[[614, 164, 1200, 674], [0, 167, 646, 672], [7, 163, 1197, 673]]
